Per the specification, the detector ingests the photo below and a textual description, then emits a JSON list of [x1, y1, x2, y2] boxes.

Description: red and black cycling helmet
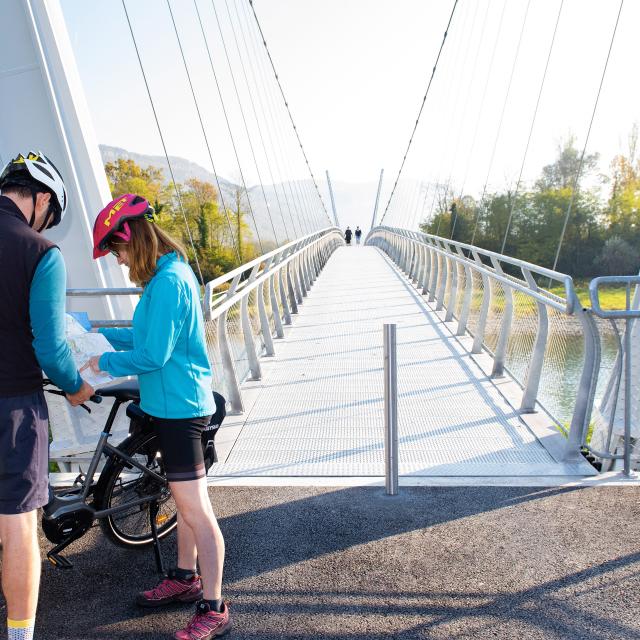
[[92, 194, 157, 259]]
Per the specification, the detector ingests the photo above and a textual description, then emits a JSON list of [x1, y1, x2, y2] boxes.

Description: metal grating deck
[[210, 246, 592, 478]]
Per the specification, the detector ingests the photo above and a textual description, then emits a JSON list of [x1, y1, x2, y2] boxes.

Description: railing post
[[287, 261, 298, 312], [418, 243, 429, 293], [384, 323, 399, 496], [280, 259, 293, 323], [409, 239, 419, 282], [293, 255, 304, 303], [622, 312, 633, 475], [436, 248, 448, 311], [241, 265, 262, 380], [428, 248, 439, 302], [520, 268, 549, 412], [472, 250, 491, 354], [269, 271, 284, 338], [445, 255, 458, 322], [489, 257, 513, 378], [218, 274, 244, 414], [298, 253, 308, 297], [456, 247, 473, 336], [257, 258, 275, 357], [565, 305, 600, 461]]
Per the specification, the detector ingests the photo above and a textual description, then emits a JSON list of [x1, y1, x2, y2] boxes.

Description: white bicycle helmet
[[0, 151, 67, 229]]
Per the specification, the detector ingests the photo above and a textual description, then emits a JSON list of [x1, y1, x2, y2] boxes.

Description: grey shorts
[[0, 390, 49, 514]]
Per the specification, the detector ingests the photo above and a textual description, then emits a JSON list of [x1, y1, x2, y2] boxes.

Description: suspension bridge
[[2, 0, 636, 483], [3, 1, 640, 638]]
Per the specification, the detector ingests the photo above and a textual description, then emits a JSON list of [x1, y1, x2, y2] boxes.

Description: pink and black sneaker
[[174, 600, 232, 639], [136, 569, 203, 608]]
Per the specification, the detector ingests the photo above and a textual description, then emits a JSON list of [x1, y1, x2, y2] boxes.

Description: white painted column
[[0, 0, 135, 320]]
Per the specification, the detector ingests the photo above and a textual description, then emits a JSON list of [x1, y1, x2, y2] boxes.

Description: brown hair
[[108, 218, 187, 286]]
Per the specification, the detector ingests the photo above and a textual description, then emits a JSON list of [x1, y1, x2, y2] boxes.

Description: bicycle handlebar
[[43, 379, 103, 413]]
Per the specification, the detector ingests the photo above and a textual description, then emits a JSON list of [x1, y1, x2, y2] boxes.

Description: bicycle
[[42, 379, 225, 574]]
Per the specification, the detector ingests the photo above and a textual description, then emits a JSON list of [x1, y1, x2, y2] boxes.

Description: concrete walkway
[[212, 245, 593, 479], [8, 485, 640, 639]]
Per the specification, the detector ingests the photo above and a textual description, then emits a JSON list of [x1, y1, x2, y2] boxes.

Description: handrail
[[372, 225, 577, 313], [589, 276, 640, 319], [366, 225, 594, 463], [587, 275, 639, 475], [66, 288, 142, 296], [203, 227, 335, 293], [67, 229, 344, 413]]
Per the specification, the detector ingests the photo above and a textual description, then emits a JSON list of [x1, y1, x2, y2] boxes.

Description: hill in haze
[[100, 145, 379, 240]]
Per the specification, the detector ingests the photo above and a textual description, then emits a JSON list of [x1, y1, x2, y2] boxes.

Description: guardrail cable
[[248, 0, 332, 227], [470, 0, 531, 246], [500, 0, 564, 254], [165, 0, 242, 264], [210, 0, 279, 247], [380, 0, 459, 226], [228, 0, 292, 242], [551, 0, 625, 274], [121, 0, 205, 285], [239, 0, 308, 235]]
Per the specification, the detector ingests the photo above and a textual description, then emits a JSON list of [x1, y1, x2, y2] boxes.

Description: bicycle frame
[[44, 391, 169, 573]]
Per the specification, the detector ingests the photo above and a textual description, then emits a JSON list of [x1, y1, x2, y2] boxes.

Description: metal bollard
[[384, 324, 399, 495]]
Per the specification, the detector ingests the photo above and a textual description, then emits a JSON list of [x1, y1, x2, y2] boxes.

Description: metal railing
[[588, 276, 640, 475], [67, 228, 344, 414], [367, 225, 596, 462]]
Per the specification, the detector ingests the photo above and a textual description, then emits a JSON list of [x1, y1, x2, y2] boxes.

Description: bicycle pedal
[[47, 552, 73, 570]]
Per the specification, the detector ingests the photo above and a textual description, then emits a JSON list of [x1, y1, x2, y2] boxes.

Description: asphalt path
[[1, 486, 639, 639]]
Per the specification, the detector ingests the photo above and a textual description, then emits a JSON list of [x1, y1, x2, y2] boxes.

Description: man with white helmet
[[0, 152, 94, 640]]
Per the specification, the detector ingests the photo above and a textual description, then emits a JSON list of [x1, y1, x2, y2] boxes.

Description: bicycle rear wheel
[[95, 430, 178, 548]]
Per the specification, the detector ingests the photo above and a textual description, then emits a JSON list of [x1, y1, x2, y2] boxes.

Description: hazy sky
[[60, 0, 638, 229]]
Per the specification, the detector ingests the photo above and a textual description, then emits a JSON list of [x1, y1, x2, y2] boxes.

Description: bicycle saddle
[[96, 380, 140, 402]]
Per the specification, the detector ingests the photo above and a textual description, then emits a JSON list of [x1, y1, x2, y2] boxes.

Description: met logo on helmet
[[104, 196, 128, 227], [12, 152, 42, 165]]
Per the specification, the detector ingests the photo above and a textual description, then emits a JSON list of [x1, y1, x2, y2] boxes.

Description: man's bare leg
[[0, 511, 40, 620]]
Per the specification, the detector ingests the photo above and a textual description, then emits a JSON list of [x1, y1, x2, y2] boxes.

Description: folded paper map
[[65, 313, 115, 387]]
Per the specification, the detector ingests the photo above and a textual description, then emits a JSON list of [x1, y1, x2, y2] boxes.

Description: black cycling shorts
[[0, 390, 49, 514], [153, 414, 212, 483]]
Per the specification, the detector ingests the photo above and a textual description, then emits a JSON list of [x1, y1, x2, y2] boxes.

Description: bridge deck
[[212, 246, 594, 479]]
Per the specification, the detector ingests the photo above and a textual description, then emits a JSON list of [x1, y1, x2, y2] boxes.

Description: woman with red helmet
[[84, 194, 231, 639]]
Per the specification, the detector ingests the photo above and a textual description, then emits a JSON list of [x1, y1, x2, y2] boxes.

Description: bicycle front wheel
[[95, 430, 178, 548]]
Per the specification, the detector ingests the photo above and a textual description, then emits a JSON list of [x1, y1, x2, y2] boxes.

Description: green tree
[[604, 124, 640, 240], [104, 158, 166, 207]]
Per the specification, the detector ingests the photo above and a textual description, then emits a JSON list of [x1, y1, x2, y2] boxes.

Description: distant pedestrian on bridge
[[345, 226, 353, 245], [0, 152, 94, 640], [355, 226, 362, 245], [85, 194, 231, 640]]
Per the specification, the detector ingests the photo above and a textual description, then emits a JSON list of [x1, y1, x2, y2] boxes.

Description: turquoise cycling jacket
[[98, 252, 215, 419]]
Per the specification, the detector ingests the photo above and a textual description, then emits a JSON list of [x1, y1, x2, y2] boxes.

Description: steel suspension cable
[[229, 0, 291, 241], [195, 0, 264, 253], [470, 0, 531, 246], [422, 2, 471, 230], [454, 0, 507, 240], [551, 0, 624, 273], [121, 0, 205, 284], [380, 0, 459, 225], [231, 0, 301, 237], [500, 0, 565, 254], [426, 0, 481, 236], [248, 0, 332, 226], [396, 0, 469, 230], [449, 0, 491, 238], [242, 0, 312, 235], [165, 0, 241, 264], [211, 0, 280, 247]]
